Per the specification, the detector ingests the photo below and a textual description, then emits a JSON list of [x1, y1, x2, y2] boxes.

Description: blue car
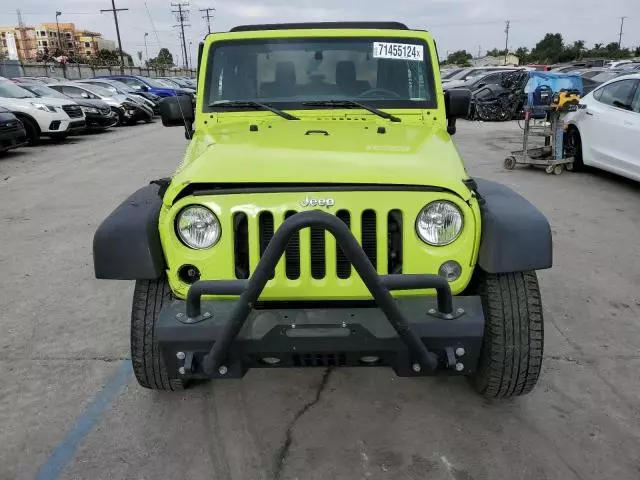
[[99, 75, 192, 98]]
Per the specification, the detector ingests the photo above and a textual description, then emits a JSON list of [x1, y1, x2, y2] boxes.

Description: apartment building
[[0, 27, 38, 61], [0, 22, 115, 61]]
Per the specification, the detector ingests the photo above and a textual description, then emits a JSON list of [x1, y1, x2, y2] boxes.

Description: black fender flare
[[93, 182, 168, 280], [474, 178, 552, 273]]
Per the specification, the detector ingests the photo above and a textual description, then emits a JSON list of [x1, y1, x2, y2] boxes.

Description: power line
[[171, 1, 190, 69], [100, 0, 128, 74], [618, 16, 626, 48], [199, 7, 215, 34], [144, 0, 162, 48]]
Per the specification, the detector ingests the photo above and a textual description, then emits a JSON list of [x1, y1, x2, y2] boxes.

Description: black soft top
[[230, 22, 409, 32]]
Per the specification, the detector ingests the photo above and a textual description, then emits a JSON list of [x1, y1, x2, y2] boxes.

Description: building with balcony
[[0, 22, 116, 61], [0, 27, 38, 61]]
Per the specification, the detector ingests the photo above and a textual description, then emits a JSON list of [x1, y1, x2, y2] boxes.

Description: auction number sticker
[[373, 42, 424, 61]]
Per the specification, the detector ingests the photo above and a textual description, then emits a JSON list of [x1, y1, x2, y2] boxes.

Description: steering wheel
[[357, 88, 402, 99]]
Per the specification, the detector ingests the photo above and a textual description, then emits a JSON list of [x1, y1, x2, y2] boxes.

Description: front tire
[[20, 116, 40, 145], [566, 126, 584, 171], [469, 271, 544, 398], [131, 277, 187, 390]]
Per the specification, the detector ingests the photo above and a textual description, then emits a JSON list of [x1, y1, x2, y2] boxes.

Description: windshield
[[591, 72, 621, 83], [81, 84, 116, 98], [143, 77, 174, 89], [84, 81, 122, 94], [108, 80, 135, 93], [0, 79, 36, 99], [441, 69, 462, 79], [159, 78, 181, 87], [22, 84, 69, 99], [204, 37, 435, 110]]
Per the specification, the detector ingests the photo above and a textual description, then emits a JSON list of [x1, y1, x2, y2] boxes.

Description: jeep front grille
[[233, 209, 403, 280]]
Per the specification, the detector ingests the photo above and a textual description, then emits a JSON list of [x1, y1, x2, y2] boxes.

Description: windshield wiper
[[302, 100, 401, 122], [209, 100, 299, 120]]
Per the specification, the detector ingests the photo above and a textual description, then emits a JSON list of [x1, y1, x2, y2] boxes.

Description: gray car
[[20, 83, 117, 131], [76, 78, 159, 114], [48, 83, 153, 125]]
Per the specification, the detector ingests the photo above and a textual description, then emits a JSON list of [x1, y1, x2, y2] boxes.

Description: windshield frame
[[203, 36, 437, 113]]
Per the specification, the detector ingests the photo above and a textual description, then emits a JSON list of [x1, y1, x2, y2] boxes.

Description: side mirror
[[81, 92, 90, 99], [159, 95, 195, 138], [444, 88, 471, 135]]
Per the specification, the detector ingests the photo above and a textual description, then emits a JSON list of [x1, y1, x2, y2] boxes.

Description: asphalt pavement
[[1, 121, 639, 480]]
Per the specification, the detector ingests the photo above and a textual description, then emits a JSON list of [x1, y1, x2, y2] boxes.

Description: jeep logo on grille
[[300, 196, 335, 208]]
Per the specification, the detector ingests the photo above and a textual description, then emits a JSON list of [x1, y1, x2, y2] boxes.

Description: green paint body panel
[[159, 26, 482, 300]]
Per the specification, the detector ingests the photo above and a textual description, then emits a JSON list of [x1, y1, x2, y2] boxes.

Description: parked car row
[[0, 74, 195, 153], [565, 72, 640, 182]]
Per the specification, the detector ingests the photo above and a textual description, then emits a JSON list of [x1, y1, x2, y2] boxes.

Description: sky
[[1, 0, 638, 67]]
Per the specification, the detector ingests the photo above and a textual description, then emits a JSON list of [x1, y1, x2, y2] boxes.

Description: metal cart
[[503, 104, 577, 175], [503, 71, 583, 175]]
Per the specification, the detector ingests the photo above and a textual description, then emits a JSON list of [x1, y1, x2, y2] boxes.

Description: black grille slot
[[258, 212, 275, 279], [233, 213, 249, 279], [388, 210, 403, 274], [62, 104, 83, 118], [310, 226, 326, 279], [0, 121, 19, 132], [293, 353, 347, 367], [361, 210, 377, 269], [284, 211, 300, 279], [335, 210, 351, 279]]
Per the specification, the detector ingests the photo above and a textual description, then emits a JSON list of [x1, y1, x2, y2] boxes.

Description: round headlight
[[416, 201, 463, 246], [176, 205, 220, 249]]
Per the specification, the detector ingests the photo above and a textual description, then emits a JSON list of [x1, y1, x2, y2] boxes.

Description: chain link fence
[[1, 60, 196, 80]]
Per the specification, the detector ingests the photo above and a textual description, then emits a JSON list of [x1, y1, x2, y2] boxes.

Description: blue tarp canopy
[[525, 71, 584, 105]]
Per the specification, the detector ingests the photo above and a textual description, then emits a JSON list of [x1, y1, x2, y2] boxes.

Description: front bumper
[[158, 296, 484, 379], [158, 211, 485, 380], [86, 112, 118, 129], [41, 117, 86, 134], [0, 124, 27, 152]]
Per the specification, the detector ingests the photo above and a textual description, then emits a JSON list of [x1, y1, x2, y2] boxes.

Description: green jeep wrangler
[[94, 22, 551, 398]]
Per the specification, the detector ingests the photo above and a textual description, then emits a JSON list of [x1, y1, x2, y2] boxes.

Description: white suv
[[0, 77, 86, 143]]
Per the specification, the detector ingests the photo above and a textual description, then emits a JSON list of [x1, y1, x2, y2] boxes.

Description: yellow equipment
[[552, 90, 581, 110]]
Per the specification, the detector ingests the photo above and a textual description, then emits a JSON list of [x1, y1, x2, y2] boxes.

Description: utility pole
[[200, 7, 215, 34], [477, 45, 482, 59], [618, 16, 626, 49], [171, 2, 191, 70], [100, 0, 129, 74], [504, 20, 510, 65]]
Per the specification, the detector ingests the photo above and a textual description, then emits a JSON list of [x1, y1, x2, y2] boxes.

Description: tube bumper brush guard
[[156, 210, 485, 379]]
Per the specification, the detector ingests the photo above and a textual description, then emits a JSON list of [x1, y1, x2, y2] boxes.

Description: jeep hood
[[167, 120, 472, 203]]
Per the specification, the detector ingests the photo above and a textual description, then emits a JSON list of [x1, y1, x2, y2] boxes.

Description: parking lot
[[1, 120, 639, 480]]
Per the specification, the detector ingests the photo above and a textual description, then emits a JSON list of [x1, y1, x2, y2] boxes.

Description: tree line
[[1, 46, 175, 68], [445, 33, 640, 66]]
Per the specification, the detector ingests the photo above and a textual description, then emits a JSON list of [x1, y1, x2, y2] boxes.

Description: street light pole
[[55, 11, 62, 53], [55, 11, 68, 79], [144, 32, 149, 64]]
